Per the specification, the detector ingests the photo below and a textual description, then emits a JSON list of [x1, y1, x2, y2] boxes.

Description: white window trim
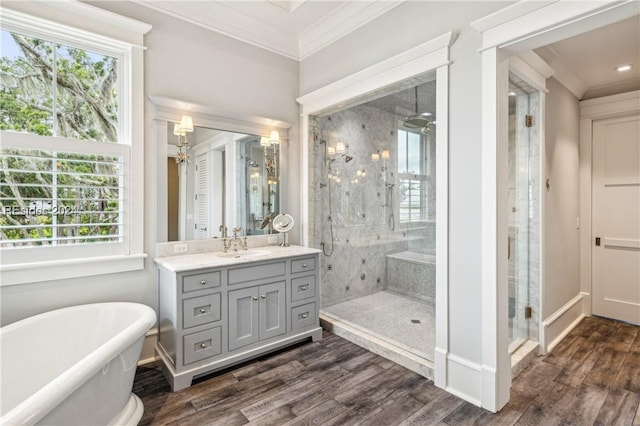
[[0, 3, 151, 286]]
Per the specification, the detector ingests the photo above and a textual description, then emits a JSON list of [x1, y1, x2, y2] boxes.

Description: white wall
[[543, 77, 581, 318], [0, 2, 300, 330], [299, 0, 511, 404]]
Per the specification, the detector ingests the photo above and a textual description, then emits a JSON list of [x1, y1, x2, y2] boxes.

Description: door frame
[[296, 31, 453, 392], [472, 0, 639, 412], [579, 90, 640, 318]]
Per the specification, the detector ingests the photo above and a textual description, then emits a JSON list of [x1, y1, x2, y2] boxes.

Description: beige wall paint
[[544, 77, 581, 318], [0, 1, 300, 325]]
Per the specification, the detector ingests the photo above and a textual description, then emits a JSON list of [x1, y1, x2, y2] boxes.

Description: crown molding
[[133, 0, 405, 61], [298, 1, 405, 60], [534, 46, 588, 99], [133, 0, 299, 59]]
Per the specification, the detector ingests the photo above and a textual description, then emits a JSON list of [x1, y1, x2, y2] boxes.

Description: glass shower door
[[508, 72, 540, 352]]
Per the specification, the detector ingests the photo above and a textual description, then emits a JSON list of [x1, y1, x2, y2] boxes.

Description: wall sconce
[[371, 153, 380, 162], [381, 150, 390, 160], [174, 115, 194, 165], [336, 142, 346, 154], [269, 130, 280, 145]]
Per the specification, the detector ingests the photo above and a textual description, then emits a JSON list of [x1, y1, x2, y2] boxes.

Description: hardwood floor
[[133, 316, 640, 425]]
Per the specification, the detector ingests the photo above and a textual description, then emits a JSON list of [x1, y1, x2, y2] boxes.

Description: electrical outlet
[[268, 236, 279, 244], [173, 243, 188, 254]]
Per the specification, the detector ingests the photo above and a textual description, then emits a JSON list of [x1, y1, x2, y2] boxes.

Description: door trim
[[579, 91, 640, 318]]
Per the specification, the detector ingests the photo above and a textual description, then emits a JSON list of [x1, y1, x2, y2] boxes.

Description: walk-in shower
[[508, 72, 540, 355], [309, 77, 438, 367]]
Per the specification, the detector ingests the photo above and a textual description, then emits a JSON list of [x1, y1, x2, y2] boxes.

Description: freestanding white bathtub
[[0, 302, 156, 425]]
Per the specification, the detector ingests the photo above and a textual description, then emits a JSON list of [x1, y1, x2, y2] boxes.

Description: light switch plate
[[173, 243, 188, 253]]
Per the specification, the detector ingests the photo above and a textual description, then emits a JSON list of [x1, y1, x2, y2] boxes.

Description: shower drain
[[411, 319, 421, 324]]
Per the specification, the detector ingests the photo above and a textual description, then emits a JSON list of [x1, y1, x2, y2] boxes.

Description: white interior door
[[592, 114, 640, 325], [194, 153, 209, 239]]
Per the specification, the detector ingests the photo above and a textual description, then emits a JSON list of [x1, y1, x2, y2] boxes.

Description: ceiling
[[534, 14, 640, 100], [133, 0, 403, 60], [136, 1, 640, 100]]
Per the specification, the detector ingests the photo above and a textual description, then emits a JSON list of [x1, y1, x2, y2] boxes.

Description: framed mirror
[[151, 96, 291, 243], [167, 124, 280, 240]]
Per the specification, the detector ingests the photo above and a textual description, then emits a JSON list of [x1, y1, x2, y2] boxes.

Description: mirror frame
[[150, 96, 292, 244]]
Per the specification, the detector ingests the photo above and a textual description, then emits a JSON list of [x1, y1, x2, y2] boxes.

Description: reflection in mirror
[[167, 124, 280, 241]]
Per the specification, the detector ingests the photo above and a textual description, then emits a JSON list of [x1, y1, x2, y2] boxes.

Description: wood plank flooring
[[133, 316, 640, 425]]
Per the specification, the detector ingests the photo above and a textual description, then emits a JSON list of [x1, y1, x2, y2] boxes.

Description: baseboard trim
[[542, 293, 584, 353], [138, 327, 159, 366], [444, 353, 483, 407]]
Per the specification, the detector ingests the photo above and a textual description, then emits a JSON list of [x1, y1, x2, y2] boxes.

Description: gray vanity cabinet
[[228, 281, 286, 351], [155, 250, 322, 391]]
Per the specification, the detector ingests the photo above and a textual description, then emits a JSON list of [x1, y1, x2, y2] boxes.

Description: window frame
[[0, 5, 150, 286], [397, 127, 429, 223]]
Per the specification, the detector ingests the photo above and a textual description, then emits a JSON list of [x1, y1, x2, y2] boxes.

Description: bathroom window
[[0, 6, 148, 284], [397, 129, 428, 222], [1, 31, 123, 248]]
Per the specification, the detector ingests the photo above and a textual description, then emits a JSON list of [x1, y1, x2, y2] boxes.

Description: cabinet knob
[[261, 295, 266, 299], [300, 313, 308, 319], [199, 308, 206, 314], [252, 296, 258, 301], [302, 263, 307, 268], [200, 343, 206, 348], [300, 285, 309, 291], [200, 279, 206, 285]]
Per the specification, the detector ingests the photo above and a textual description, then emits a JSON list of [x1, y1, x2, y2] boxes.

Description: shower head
[[344, 155, 353, 163], [402, 86, 433, 130]]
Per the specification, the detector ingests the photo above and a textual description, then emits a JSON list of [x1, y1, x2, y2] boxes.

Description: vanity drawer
[[291, 275, 316, 302], [182, 271, 221, 293], [291, 257, 316, 274], [228, 261, 285, 285], [183, 326, 221, 365], [183, 293, 221, 329], [291, 302, 316, 330]]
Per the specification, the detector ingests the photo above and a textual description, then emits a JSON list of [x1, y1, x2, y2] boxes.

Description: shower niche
[[309, 76, 438, 362]]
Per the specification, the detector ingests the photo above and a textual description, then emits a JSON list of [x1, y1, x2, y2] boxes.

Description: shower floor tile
[[322, 291, 435, 360]]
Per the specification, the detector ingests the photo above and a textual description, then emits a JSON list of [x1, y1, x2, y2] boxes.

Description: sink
[[216, 249, 271, 259]]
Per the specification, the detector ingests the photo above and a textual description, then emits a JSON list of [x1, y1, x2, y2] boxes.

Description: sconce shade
[[260, 137, 271, 147], [270, 130, 280, 144], [173, 123, 183, 136], [381, 150, 390, 160], [179, 115, 194, 133], [336, 142, 346, 153], [327, 146, 336, 155], [371, 153, 380, 162]]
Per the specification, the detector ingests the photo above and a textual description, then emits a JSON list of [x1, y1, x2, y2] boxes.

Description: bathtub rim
[[0, 302, 156, 425]]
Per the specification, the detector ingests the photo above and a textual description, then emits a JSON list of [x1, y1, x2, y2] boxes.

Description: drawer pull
[[261, 294, 266, 299], [299, 313, 309, 320], [252, 296, 258, 301], [302, 263, 307, 268], [200, 342, 207, 349], [299, 285, 309, 291], [199, 307, 206, 314], [200, 279, 206, 285]]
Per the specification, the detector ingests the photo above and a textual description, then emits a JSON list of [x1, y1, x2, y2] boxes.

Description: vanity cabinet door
[[258, 281, 286, 341], [228, 287, 259, 351], [228, 281, 286, 351]]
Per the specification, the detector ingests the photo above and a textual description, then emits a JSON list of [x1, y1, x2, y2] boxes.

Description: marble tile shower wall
[[508, 93, 541, 343], [309, 104, 434, 308]]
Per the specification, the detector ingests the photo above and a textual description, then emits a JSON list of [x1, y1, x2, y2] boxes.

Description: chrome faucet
[[225, 227, 247, 252], [219, 225, 228, 238]]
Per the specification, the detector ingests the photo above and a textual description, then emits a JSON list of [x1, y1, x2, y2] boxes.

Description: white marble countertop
[[155, 244, 321, 272]]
